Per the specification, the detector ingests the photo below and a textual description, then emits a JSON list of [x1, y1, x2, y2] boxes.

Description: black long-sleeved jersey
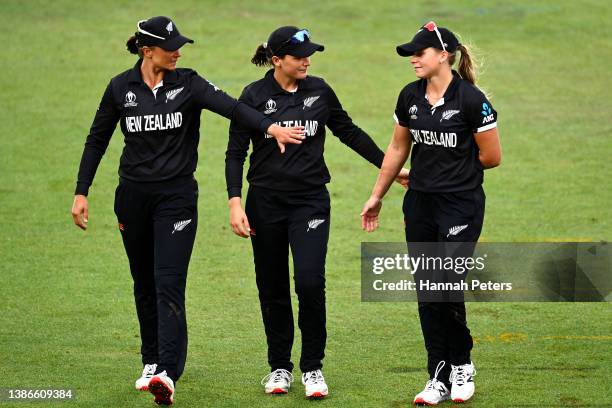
[[75, 59, 274, 196], [225, 70, 385, 198]]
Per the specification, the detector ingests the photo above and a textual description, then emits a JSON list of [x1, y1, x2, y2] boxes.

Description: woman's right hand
[[229, 198, 252, 238], [267, 124, 305, 153], [360, 196, 383, 232], [71, 194, 89, 230]]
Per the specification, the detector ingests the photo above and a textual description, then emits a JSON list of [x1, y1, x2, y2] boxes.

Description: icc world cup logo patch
[[264, 99, 277, 114], [124, 91, 138, 107]]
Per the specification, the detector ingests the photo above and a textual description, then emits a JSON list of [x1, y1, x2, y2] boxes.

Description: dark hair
[[251, 43, 272, 67], [449, 43, 477, 85], [126, 35, 144, 57]]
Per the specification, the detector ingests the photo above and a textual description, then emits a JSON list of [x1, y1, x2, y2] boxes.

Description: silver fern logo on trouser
[[307, 219, 326, 232], [447, 224, 468, 238], [172, 219, 192, 234]]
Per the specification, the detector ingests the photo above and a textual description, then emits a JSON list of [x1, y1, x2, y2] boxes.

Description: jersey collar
[[264, 69, 311, 95], [416, 70, 461, 103], [127, 59, 179, 85]]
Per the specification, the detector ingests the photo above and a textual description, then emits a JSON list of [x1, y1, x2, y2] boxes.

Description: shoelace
[[303, 370, 324, 385], [143, 364, 157, 377], [261, 369, 294, 385], [425, 361, 446, 392], [450, 364, 476, 386]]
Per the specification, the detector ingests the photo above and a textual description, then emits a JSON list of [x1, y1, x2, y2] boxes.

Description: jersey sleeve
[[75, 80, 120, 196], [191, 73, 273, 134], [465, 90, 498, 133], [393, 87, 411, 128], [225, 87, 253, 199], [325, 83, 385, 168]]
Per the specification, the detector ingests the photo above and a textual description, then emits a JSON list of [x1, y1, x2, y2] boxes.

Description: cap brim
[[288, 41, 324, 58], [396, 41, 428, 57], [158, 35, 194, 51]]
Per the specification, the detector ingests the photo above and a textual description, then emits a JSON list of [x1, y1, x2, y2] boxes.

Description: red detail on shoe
[[270, 388, 288, 394], [453, 398, 466, 403], [308, 392, 326, 399], [413, 397, 436, 406], [138, 386, 149, 391], [149, 377, 173, 406]]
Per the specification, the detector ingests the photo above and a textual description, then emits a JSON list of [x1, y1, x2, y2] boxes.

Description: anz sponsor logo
[[264, 99, 277, 114], [264, 120, 319, 139], [481, 103, 494, 124], [124, 91, 138, 107], [409, 104, 418, 120]]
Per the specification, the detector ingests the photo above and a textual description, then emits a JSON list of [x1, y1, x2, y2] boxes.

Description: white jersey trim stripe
[[393, 113, 400, 124], [476, 122, 497, 133]]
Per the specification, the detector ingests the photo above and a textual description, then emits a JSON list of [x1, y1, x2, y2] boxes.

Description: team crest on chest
[[165, 87, 184, 103], [303, 95, 320, 110], [440, 109, 460, 121]]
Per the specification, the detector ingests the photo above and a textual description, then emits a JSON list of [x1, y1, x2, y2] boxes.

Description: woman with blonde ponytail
[[361, 21, 501, 405]]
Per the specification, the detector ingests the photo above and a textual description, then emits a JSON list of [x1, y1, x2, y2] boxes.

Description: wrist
[[266, 124, 276, 134], [228, 197, 242, 208]]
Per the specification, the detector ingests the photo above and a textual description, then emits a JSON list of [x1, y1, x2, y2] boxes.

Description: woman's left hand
[[394, 168, 410, 189], [267, 124, 305, 153], [360, 196, 383, 232]]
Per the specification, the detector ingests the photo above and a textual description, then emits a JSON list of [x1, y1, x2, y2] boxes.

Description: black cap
[[266, 26, 324, 58], [396, 21, 459, 57], [136, 16, 194, 51]]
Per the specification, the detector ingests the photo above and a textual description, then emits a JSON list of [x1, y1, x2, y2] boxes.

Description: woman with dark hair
[[71, 16, 303, 406], [361, 21, 501, 405], [225, 26, 408, 399]]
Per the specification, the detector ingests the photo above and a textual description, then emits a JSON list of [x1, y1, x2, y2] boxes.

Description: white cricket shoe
[[261, 369, 294, 394], [413, 361, 450, 406], [301, 369, 328, 398], [450, 362, 476, 403], [148, 370, 175, 406], [135, 363, 157, 391], [413, 379, 450, 406]]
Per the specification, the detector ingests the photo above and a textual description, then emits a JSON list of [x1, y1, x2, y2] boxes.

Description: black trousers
[[245, 185, 330, 373], [114, 176, 198, 382], [403, 186, 485, 385]]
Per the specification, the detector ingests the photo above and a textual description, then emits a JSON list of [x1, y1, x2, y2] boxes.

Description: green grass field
[[1, 0, 611, 407]]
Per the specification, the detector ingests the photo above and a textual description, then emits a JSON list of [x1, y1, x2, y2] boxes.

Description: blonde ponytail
[[456, 44, 477, 85]]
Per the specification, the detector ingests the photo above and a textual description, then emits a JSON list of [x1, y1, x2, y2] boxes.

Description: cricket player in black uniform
[[361, 22, 501, 405], [225, 26, 408, 398], [70, 17, 304, 406]]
